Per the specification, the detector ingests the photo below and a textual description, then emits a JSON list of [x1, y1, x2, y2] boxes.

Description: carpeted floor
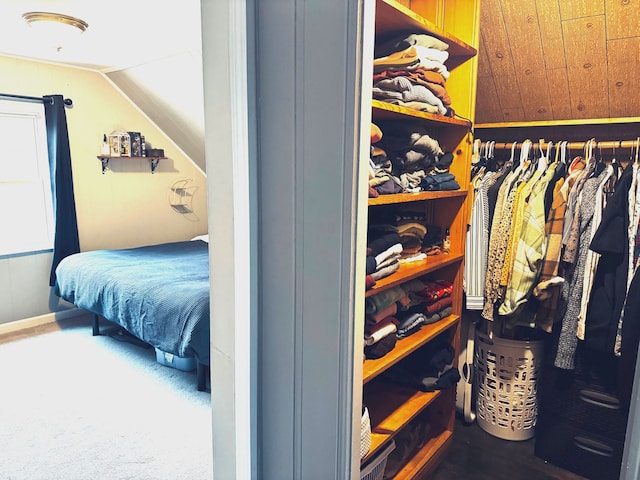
[[0, 315, 212, 480]]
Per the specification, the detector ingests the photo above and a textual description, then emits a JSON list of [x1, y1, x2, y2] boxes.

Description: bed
[[53, 238, 210, 391]]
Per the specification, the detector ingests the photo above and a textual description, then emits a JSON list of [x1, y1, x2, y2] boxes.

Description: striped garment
[[464, 170, 495, 310]]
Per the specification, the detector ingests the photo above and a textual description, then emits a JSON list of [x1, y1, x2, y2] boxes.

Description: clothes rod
[[0, 93, 73, 106], [481, 140, 639, 151]]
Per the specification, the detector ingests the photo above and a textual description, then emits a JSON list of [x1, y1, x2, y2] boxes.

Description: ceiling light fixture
[[22, 12, 89, 52]]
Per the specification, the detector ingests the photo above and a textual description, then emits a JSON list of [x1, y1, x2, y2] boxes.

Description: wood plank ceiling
[[475, 0, 640, 124]]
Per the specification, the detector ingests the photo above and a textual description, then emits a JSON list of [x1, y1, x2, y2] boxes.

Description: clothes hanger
[[488, 140, 497, 171], [610, 142, 618, 174], [537, 139, 550, 172], [552, 140, 560, 165], [508, 141, 518, 171], [519, 139, 532, 168], [594, 140, 607, 176]]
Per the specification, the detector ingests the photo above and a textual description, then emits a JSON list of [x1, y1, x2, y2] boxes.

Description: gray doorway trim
[[253, 0, 371, 478], [201, 0, 257, 478]]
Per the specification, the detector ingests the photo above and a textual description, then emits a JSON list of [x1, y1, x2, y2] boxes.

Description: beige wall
[[0, 55, 208, 251]]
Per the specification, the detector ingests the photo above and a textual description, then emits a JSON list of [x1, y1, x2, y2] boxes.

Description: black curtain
[[43, 94, 80, 286]]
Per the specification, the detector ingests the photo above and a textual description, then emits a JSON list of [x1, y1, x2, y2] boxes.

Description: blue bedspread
[[54, 240, 210, 365]]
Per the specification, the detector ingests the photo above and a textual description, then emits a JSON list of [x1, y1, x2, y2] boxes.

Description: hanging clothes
[[534, 152, 585, 332], [464, 168, 493, 309], [584, 165, 634, 353], [471, 136, 640, 413], [481, 141, 531, 322], [499, 145, 558, 318], [576, 162, 617, 340], [554, 166, 611, 370]]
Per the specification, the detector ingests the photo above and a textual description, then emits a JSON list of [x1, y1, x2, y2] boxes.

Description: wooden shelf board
[[362, 314, 459, 383], [365, 432, 392, 465], [365, 254, 463, 297], [394, 428, 454, 479], [366, 383, 441, 433], [474, 116, 640, 129], [372, 100, 471, 127], [96, 155, 166, 160], [375, 0, 477, 60], [368, 189, 467, 206]]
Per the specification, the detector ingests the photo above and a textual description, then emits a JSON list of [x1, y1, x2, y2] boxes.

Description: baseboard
[[0, 309, 90, 336]]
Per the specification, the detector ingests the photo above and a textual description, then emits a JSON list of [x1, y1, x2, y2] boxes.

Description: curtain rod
[[0, 93, 73, 106], [480, 139, 639, 151]]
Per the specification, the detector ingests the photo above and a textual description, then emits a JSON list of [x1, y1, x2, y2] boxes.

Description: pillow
[[191, 234, 209, 243]]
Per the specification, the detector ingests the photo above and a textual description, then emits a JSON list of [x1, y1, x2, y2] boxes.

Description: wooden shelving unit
[[359, 0, 480, 477]]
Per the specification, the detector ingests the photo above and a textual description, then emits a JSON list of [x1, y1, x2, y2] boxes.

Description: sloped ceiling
[[475, 0, 640, 124], [5, 1, 638, 150], [105, 52, 205, 172]]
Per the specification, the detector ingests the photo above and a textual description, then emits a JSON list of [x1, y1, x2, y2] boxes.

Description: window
[[0, 99, 53, 256]]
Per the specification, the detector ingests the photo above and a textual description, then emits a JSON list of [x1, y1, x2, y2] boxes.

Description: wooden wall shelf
[[96, 155, 166, 174]]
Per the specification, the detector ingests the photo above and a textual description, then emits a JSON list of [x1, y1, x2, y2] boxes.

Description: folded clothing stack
[[364, 281, 416, 359], [422, 224, 444, 255], [371, 205, 444, 253], [370, 122, 458, 194], [396, 212, 428, 255], [365, 227, 403, 290], [368, 123, 403, 198], [421, 171, 460, 191], [364, 284, 407, 359], [395, 279, 453, 338], [372, 33, 453, 117], [363, 279, 454, 359]]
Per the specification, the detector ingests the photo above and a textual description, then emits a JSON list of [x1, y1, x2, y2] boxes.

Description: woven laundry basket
[[474, 329, 544, 441]]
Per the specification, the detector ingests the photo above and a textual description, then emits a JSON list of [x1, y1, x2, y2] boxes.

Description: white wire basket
[[360, 440, 395, 480], [361, 407, 372, 460]]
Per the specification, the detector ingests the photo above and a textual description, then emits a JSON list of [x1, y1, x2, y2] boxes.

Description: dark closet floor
[[430, 415, 588, 480]]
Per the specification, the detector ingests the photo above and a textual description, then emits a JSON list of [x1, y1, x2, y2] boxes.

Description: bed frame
[[91, 314, 209, 392]]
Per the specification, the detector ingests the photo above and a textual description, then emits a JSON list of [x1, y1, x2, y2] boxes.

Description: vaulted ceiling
[[475, 0, 640, 125]]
